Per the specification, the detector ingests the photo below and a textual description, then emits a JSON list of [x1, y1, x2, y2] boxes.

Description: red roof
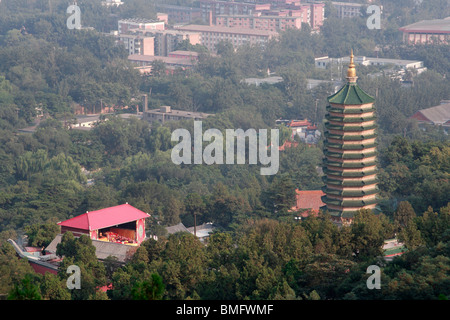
[[279, 140, 299, 151], [410, 111, 430, 122], [292, 190, 325, 217], [289, 120, 311, 128], [58, 204, 150, 231]]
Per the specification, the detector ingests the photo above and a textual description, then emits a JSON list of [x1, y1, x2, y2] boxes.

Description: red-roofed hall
[[58, 204, 150, 245], [291, 190, 325, 218]]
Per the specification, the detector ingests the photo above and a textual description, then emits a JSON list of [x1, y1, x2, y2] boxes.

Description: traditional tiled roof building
[[291, 190, 325, 218], [410, 102, 450, 131], [321, 50, 378, 225]]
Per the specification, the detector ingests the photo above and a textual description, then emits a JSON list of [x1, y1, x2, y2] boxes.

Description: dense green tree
[[80, 182, 119, 212], [57, 233, 107, 300], [398, 220, 424, 250], [207, 189, 251, 228], [302, 212, 339, 254], [24, 221, 59, 248], [263, 173, 296, 216], [394, 201, 416, 230], [160, 232, 206, 299], [0, 239, 35, 296], [297, 254, 356, 300], [7, 273, 42, 300], [131, 273, 165, 300], [184, 193, 206, 230], [415, 205, 450, 247], [278, 143, 324, 190], [39, 272, 71, 300], [349, 209, 385, 260]]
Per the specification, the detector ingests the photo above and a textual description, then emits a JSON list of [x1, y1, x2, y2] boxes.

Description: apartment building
[[201, 0, 324, 31], [156, 4, 203, 24], [329, 1, 363, 19], [216, 13, 302, 32], [176, 24, 277, 52], [151, 29, 201, 56], [118, 34, 155, 56], [309, 2, 325, 29], [118, 18, 165, 34], [199, 0, 271, 24], [113, 27, 201, 57]]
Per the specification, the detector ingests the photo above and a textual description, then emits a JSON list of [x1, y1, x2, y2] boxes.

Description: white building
[[101, 0, 124, 7], [329, 1, 363, 19], [118, 18, 165, 34], [315, 55, 426, 74]]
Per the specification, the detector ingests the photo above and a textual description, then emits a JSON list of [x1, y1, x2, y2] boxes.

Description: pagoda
[[321, 50, 378, 225]]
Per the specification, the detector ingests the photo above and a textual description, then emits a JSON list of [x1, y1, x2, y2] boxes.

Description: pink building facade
[[207, 0, 324, 31]]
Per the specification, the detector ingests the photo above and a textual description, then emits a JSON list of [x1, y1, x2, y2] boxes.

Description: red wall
[[29, 261, 58, 275]]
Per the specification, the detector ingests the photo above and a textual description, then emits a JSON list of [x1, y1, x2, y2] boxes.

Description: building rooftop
[[146, 107, 211, 118], [328, 51, 375, 105], [45, 234, 136, 262], [399, 17, 450, 34], [176, 24, 278, 36], [169, 50, 200, 57], [156, 3, 202, 11], [292, 190, 326, 217], [187, 222, 215, 239], [289, 119, 312, 127], [411, 103, 450, 125], [166, 222, 190, 234], [57, 204, 150, 231], [243, 76, 283, 86], [217, 14, 301, 19], [330, 1, 363, 6], [328, 82, 375, 105], [128, 54, 196, 67], [119, 18, 164, 24], [316, 55, 424, 67]]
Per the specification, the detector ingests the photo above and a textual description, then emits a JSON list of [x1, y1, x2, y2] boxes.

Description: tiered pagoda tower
[[322, 50, 378, 225]]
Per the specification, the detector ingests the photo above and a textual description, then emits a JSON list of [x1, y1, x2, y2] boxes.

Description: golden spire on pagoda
[[346, 49, 357, 82]]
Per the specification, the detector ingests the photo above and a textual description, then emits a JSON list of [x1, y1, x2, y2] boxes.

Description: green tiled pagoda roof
[[328, 82, 375, 105], [324, 160, 377, 169], [324, 167, 378, 178], [327, 106, 375, 114], [327, 132, 377, 141], [325, 123, 377, 131], [324, 150, 377, 159], [325, 114, 376, 122], [322, 196, 378, 207], [324, 140, 377, 150], [323, 176, 378, 187], [322, 186, 378, 197]]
